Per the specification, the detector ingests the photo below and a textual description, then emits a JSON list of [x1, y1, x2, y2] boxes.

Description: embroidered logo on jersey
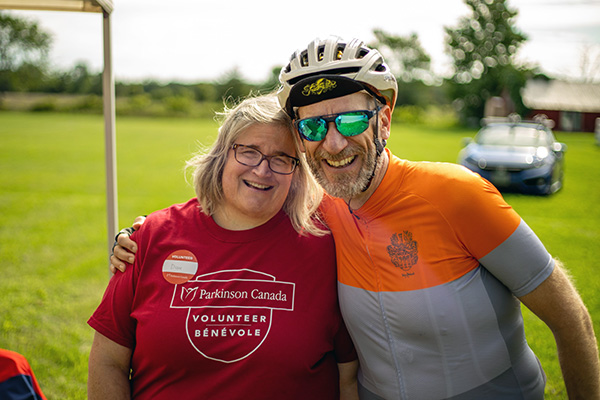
[[387, 231, 418, 271], [170, 269, 295, 363]]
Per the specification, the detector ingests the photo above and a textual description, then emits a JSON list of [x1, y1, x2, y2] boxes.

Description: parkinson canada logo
[[302, 78, 337, 97], [170, 269, 295, 363], [387, 231, 418, 274]]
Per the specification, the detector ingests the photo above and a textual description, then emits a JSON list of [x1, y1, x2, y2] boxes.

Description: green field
[[1, 111, 598, 398]]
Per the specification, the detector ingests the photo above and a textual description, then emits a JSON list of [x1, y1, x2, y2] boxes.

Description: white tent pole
[[0, 1, 117, 274], [102, 9, 118, 273]]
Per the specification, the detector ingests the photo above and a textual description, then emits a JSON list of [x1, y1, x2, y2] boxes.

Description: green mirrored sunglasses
[[295, 109, 378, 142]]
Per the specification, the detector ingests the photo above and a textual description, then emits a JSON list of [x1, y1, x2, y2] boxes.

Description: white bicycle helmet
[[278, 36, 397, 117]]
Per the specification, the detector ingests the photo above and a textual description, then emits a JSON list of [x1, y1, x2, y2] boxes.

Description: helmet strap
[[347, 104, 385, 216], [361, 104, 385, 192]]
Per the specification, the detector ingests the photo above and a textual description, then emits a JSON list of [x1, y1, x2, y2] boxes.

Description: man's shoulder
[[390, 153, 472, 177], [388, 154, 484, 194]]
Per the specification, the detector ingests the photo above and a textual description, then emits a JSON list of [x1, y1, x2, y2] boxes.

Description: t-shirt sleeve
[[88, 232, 141, 348], [333, 317, 357, 363], [443, 167, 554, 297]]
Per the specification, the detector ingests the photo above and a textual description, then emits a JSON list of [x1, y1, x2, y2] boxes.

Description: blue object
[[458, 119, 567, 195]]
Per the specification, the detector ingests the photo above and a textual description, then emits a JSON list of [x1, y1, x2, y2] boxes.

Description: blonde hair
[[186, 93, 326, 236]]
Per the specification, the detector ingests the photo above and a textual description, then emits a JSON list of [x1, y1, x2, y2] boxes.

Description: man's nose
[[321, 122, 348, 154]]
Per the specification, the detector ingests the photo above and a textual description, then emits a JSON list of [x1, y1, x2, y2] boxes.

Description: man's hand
[[109, 216, 146, 274]]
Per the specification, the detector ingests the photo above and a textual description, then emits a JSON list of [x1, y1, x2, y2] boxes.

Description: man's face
[[296, 92, 388, 200]]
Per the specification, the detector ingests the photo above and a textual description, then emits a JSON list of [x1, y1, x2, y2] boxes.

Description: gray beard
[[307, 145, 377, 200]]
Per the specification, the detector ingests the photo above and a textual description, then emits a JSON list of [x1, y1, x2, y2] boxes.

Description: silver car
[[458, 119, 567, 195]]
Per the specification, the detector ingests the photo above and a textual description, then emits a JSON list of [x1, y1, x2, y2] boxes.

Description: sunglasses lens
[[297, 110, 374, 141], [298, 118, 328, 141], [336, 112, 370, 136]]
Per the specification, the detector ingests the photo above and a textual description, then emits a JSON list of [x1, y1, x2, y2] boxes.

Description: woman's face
[[215, 123, 296, 230]]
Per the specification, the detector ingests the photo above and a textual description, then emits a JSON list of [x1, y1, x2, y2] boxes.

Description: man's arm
[[338, 360, 359, 400], [519, 260, 600, 399], [88, 332, 132, 400], [110, 216, 146, 273]]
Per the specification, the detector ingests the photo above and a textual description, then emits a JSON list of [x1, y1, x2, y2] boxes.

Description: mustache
[[314, 146, 365, 161]]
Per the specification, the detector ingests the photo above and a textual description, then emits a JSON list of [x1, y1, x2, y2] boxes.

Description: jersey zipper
[[353, 212, 407, 400]]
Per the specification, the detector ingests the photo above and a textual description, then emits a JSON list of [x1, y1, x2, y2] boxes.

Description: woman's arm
[[338, 360, 359, 400], [88, 331, 133, 400]]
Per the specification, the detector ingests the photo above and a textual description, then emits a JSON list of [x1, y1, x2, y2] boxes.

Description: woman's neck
[[211, 208, 273, 231]]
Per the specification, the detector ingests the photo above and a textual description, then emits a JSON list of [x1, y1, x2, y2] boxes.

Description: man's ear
[[379, 105, 392, 141], [293, 125, 307, 153], [299, 139, 306, 153]]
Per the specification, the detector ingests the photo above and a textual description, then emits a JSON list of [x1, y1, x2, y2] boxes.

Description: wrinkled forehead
[[233, 122, 298, 156]]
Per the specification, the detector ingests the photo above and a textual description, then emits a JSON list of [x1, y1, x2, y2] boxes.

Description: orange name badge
[[162, 250, 198, 284]]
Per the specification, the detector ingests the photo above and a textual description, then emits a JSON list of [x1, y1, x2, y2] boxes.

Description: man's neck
[[345, 150, 389, 210]]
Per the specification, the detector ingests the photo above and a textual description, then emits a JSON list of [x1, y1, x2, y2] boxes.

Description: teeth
[[326, 156, 355, 168], [246, 181, 270, 190]]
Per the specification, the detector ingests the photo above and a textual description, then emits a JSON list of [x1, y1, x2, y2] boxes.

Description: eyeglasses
[[295, 109, 378, 142], [231, 144, 299, 175]]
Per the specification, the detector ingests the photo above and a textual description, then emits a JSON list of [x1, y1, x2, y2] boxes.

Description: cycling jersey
[[320, 150, 554, 400]]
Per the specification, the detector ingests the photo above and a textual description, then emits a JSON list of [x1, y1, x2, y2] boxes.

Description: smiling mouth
[[244, 180, 272, 191], [325, 156, 356, 168]]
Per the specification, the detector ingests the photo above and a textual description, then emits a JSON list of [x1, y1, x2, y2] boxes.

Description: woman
[[88, 95, 358, 399]]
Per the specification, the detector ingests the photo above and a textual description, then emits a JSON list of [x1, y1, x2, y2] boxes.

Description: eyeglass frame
[[230, 144, 300, 175], [294, 108, 379, 142]]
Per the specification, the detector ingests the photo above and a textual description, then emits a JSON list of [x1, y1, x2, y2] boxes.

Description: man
[[112, 37, 599, 399]]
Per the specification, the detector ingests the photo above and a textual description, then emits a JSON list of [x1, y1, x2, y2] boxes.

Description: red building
[[522, 79, 600, 132]]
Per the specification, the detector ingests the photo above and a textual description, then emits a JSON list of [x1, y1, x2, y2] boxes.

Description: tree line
[[1, 0, 549, 124]]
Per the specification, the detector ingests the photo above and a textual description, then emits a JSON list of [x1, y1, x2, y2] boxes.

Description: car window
[[476, 125, 550, 147]]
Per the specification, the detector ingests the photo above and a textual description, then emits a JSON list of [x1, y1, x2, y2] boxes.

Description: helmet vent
[[335, 44, 345, 60], [373, 58, 387, 72], [317, 45, 325, 61], [357, 48, 369, 59], [300, 50, 309, 67]]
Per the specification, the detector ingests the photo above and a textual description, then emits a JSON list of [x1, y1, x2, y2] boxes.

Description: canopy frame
[[0, 0, 118, 272]]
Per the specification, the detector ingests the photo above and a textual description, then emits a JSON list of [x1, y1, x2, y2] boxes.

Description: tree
[[5, 62, 46, 92], [257, 66, 282, 93], [0, 12, 51, 92], [579, 44, 600, 83], [213, 67, 254, 103], [371, 29, 434, 84], [369, 29, 444, 109], [51, 62, 102, 95], [444, 0, 530, 124]]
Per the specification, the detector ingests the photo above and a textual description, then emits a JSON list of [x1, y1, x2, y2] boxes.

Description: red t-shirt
[[89, 198, 355, 399]]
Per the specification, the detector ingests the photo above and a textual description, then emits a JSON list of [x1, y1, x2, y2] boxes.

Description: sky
[[4, 0, 600, 84]]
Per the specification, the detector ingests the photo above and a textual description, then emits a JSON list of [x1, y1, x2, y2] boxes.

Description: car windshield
[[476, 125, 550, 147]]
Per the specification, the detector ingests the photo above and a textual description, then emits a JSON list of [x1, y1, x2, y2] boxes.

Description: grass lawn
[[1, 111, 598, 398]]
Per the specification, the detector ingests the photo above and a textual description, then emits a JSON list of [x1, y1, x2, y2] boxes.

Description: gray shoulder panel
[[478, 219, 554, 297]]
